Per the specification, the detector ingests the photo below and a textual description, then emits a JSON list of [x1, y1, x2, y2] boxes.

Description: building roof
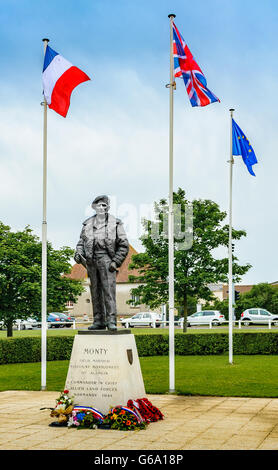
[[222, 284, 253, 300], [116, 244, 141, 283], [66, 245, 142, 283], [67, 263, 88, 280]]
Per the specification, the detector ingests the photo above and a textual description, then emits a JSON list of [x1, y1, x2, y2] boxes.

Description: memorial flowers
[[50, 390, 74, 424], [102, 406, 146, 431], [50, 393, 163, 430], [67, 407, 104, 429], [127, 398, 164, 423]]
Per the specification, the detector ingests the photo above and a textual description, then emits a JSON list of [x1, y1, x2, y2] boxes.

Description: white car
[[121, 312, 161, 328], [241, 308, 278, 326], [14, 318, 39, 330], [187, 310, 225, 327]]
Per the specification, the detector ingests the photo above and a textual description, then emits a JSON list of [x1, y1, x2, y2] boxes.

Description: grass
[[1, 355, 278, 398], [143, 355, 278, 397]]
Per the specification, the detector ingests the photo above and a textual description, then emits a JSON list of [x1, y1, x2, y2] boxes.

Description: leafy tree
[[235, 283, 278, 316], [128, 188, 251, 331], [0, 222, 84, 337]]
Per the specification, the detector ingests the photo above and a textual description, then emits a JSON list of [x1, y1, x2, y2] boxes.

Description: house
[[208, 281, 278, 303], [65, 245, 154, 319], [222, 284, 253, 300]]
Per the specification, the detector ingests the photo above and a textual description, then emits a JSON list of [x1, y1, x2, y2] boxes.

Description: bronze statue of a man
[[74, 195, 129, 331]]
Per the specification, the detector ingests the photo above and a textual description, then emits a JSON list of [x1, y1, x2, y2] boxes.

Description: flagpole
[[41, 38, 49, 390], [228, 108, 235, 365], [168, 13, 176, 393]]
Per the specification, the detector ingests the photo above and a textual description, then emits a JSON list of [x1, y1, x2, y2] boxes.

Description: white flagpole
[[168, 13, 176, 392], [228, 108, 235, 365], [41, 38, 49, 390]]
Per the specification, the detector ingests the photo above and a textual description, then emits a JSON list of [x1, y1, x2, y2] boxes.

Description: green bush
[[1, 332, 278, 364], [137, 332, 278, 356], [233, 332, 278, 355], [135, 334, 169, 356], [0, 336, 74, 364], [0, 337, 41, 364]]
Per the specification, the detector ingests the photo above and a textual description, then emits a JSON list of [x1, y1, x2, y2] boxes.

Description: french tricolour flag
[[42, 45, 90, 117]]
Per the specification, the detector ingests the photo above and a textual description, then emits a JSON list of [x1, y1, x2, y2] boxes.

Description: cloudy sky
[[0, 0, 277, 285]]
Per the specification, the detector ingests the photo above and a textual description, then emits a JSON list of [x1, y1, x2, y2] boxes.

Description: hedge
[[136, 332, 278, 356], [0, 336, 74, 365], [1, 332, 278, 364]]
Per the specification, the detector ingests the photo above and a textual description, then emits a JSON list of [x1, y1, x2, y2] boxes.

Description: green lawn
[[1, 355, 278, 398]]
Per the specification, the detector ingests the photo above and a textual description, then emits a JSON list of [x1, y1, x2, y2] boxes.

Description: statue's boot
[[88, 323, 106, 330], [88, 313, 106, 331], [107, 313, 117, 331]]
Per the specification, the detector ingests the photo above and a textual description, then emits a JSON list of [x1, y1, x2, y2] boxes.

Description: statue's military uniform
[[75, 211, 129, 330]]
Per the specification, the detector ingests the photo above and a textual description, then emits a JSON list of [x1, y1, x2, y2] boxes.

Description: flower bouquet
[[127, 398, 164, 423], [68, 406, 105, 429], [50, 389, 74, 426], [102, 406, 146, 431]]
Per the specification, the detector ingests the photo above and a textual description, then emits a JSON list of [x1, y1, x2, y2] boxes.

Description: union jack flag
[[172, 22, 220, 107]]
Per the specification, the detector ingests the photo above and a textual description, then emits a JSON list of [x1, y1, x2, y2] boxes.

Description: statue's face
[[94, 201, 109, 216]]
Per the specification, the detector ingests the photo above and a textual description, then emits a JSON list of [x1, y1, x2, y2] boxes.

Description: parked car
[[187, 310, 225, 327], [120, 312, 161, 328], [0, 321, 4, 330], [175, 316, 184, 326], [47, 313, 64, 328], [53, 312, 74, 328], [241, 308, 278, 326], [14, 317, 40, 330]]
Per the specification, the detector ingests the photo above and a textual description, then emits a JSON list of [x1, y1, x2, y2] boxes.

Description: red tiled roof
[[66, 244, 141, 283], [116, 244, 141, 283], [66, 263, 88, 280]]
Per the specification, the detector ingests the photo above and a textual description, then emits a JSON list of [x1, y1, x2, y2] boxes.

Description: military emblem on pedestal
[[127, 349, 133, 365]]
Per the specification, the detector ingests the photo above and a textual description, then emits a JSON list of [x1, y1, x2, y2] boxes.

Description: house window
[[66, 301, 74, 308], [130, 294, 140, 307]]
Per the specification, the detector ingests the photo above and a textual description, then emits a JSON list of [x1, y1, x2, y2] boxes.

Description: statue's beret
[[91, 195, 109, 206]]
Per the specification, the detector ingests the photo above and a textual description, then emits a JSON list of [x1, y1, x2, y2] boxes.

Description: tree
[[0, 222, 84, 337], [235, 283, 278, 316], [128, 189, 251, 332]]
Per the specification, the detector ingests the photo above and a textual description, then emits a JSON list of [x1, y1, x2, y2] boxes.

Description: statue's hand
[[109, 261, 117, 272], [74, 253, 82, 264]]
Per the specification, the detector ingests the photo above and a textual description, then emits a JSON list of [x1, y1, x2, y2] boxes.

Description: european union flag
[[232, 119, 258, 176]]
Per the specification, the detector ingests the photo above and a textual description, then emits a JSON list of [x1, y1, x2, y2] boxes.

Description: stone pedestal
[[65, 330, 145, 414]]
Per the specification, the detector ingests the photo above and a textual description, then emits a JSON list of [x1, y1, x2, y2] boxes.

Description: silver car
[[241, 308, 278, 326], [14, 317, 39, 330], [187, 310, 225, 327], [121, 312, 161, 328]]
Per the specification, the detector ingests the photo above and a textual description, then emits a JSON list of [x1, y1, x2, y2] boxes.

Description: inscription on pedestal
[[65, 333, 145, 414]]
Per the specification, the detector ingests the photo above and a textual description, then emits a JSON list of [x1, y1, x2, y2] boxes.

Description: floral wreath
[[49, 391, 163, 431]]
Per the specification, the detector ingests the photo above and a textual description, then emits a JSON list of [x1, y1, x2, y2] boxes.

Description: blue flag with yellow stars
[[232, 119, 258, 176]]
